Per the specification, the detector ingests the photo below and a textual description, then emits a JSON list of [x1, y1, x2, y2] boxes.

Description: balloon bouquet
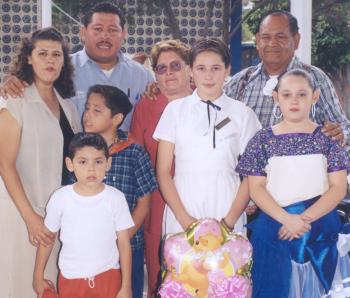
[[159, 218, 252, 298]]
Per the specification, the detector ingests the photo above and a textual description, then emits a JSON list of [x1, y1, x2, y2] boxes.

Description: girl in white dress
[[153, 38, 261, 235]]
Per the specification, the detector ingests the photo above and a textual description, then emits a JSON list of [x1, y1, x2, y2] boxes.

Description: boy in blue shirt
[[83, 84, 158, 298]]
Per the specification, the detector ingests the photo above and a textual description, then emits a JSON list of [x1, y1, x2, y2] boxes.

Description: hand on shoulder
[[142, 82, 160, 101], [322, 121, 345, 144], [0, 76, 28, 99]]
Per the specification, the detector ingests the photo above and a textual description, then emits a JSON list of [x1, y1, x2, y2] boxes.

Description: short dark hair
[[275, 68, 316, 92], [83, 2, 126, 29], [68, 132, 109, 159], [10, 27, 75, 98], [189, 38, 231, 68], [87, 84, 132, 127], [258, 9, 299, 35]]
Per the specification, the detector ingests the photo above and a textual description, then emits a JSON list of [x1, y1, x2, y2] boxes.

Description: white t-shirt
[[45, 184, 134, 279]]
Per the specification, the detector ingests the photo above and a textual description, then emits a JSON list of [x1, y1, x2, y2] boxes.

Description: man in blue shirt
[[1, 2, 154, 131], [71, 2, 154, 130]]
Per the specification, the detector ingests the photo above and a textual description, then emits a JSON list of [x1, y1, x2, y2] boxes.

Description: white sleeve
[[239, 106, 262, 155], [44, 190, 63, 233], [113, 192, 134, 232], [153, 102, 178, 143]]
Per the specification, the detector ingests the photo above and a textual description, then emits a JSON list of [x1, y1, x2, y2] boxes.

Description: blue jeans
[[132, 247, 144, 298]]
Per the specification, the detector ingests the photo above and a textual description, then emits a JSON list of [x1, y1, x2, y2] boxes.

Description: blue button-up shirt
[[70, 49, 154, 130]]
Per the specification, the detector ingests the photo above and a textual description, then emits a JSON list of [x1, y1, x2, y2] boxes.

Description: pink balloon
[[163, 233, 192, 273], [222, 236, 252, 271], [159, 218, 252, 298]]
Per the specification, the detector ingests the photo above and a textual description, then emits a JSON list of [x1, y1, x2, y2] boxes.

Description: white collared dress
[[153, 89, 261, 235]]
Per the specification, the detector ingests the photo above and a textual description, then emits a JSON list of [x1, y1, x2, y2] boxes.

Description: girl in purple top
[[236, 69, 350, 298]]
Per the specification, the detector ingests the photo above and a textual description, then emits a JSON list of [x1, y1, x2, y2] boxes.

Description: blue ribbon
[[248, 196, 341, 297]]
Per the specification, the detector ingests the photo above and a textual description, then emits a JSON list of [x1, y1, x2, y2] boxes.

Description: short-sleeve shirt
[[45, 184, 134, 278], [236, 126, 350, 206], [70, 49, 154, 130], [104, 130, 158, 250]]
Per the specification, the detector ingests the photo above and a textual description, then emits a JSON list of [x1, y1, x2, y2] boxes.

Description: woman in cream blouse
[[0, 27, 81, 297]]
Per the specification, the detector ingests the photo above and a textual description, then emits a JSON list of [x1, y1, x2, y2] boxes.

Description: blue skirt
[[248, 197, 350, 298]]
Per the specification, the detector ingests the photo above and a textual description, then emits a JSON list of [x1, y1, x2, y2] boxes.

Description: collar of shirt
[[189, 89, 226, 108], [253, 55, 300, 83], [26, 83, 62, 104]]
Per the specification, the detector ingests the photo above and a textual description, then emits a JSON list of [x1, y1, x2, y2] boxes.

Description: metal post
[[230, 0, 242, 74], [291, 0, 312, 64], [41, 0, 52, 28]]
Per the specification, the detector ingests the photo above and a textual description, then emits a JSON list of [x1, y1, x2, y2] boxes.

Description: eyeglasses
[[154, 60, 182, 75]]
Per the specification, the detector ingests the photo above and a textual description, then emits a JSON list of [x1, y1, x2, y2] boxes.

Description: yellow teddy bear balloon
[[159, 218, 252, 298]]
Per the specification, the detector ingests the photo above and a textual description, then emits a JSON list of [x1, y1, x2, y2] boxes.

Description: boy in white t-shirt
[[33, 132, 134, 298]]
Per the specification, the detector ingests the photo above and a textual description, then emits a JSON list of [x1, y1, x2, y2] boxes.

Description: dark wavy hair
[[10, 27, 75, 98]]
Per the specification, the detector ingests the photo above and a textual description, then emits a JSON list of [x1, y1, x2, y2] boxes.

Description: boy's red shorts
[[42, 289, 58, 298], [58, 268, 121, 298]]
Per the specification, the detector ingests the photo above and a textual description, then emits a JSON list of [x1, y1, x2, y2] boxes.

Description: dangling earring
[[273, 104, 282, 119], [311, 103, 316, 119]]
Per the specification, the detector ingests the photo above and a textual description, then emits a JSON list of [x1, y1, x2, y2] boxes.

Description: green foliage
[[246, 0, 289, 35], [245, 0, 350, 76], [312, 10, 350, 75], [242, 8, 255, 41]]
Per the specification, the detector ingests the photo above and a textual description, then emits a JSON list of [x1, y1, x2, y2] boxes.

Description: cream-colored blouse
[[0, 83, 81, 211]]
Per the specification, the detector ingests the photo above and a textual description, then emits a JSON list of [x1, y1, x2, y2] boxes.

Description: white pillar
[[41, 0, 52, 27], [291, 0, 312, 64]]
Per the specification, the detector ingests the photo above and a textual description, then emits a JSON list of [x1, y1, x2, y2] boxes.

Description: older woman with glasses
[[130, 39, 192, 297]]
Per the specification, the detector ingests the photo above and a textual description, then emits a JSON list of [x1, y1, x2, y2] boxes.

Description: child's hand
[[116, 286, 132, 298], [279, 214, 311, 241], [33, 278, 55, 298], [181, 215, 197, 231]]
